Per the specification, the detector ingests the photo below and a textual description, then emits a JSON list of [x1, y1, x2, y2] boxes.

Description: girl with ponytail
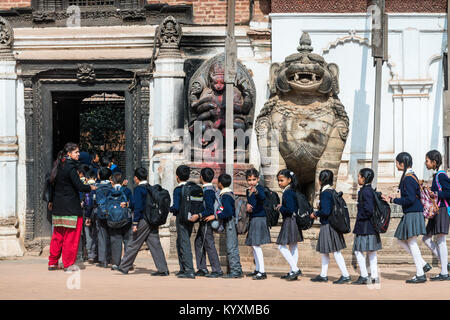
[[275, 169, 303, 281], [382, 152, 429, 283]]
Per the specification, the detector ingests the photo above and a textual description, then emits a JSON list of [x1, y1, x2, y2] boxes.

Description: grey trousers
[[109, 222, 132, 266], [84, 217, 97, 260], [96, 219, 111, 264], [224, 218, 242, 274], [119, 218, 168, 273], [194, 221, 221, 273], [176, 215, 194, 274]]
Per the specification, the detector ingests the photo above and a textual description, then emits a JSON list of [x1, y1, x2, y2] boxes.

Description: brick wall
[[0, 0, 31, 10], [271, 0, 447, 13]]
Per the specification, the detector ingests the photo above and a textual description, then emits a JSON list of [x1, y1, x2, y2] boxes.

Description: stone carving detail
[[76, 64, 96, 84], [187, 53, 256, 162], [255, 32, 349, 202], [0, 17, 14, 60], [155, 16, 182, 58]]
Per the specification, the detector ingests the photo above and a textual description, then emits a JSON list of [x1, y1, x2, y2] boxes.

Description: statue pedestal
[[187, 162, 254, 196]]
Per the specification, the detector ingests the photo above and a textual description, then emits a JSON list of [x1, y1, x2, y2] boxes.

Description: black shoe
[[195, 269, 209, 277], [352, 276, 369, 285], [430, 273, 450, 281], [247, 270, 258, 277], [286, 272, 298, 281], [112, 265, 128, 274], [205, 271, 224, 278], [48, 265, 61, 271], [96, 262, 108, 268], [423, 263, 432, 273], [151, 271, 170, 276], [371, 278, 380, 284], [175, 270, 184, 276], [310, 275, 328, 282], [280, 272, 290, 279], [177, 273, 195, 279], [333, 276, 352, 284], [296, 269, 303, 277], [406, 274, 427, 283], [222, 272, 243, 279], [252, 272, 267, 280]]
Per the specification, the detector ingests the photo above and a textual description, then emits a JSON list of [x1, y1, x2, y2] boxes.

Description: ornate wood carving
[[0, 17, 14, 60]]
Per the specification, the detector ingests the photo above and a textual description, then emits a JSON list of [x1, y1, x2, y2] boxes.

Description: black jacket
[[52, 158, 91, 217]]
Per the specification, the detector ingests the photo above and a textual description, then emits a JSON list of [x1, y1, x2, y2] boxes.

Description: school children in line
[[86, 167, 113, 268], [244, 169, 271, 280], [382, 152, 429, 283], [192, 168, 223, 278], [170, 165, 196, 279], [114, 167, 169, 276], [109, 172, 133, 269], [352, 168, 381, 285], [310, 170, 351, 284], [204, 174, 243, 278], [275, 169, 303, 281], [423, 150, 450, 281]]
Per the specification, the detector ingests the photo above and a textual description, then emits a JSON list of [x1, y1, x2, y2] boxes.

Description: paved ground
[[1, 252, 449, 300]]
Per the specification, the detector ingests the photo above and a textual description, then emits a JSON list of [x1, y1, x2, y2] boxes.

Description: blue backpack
[[106, 188, 130, 229], [94, 184, 113, 220]]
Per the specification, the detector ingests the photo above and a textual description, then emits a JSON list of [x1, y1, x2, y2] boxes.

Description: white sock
[[437, 235, 449, 275], [278, 245, 298, 272], [408, 237, 425, 276], [321, 253, 330, 277], [398, 239, 427, 267], [354, 250, 368, 278], [368, 251, 379, 279], [333, 251, 350, 277], [289, 244, 299, 269], [252, 247, 260, 272], [253, 246, 265, 273], [423, 235, 440, 258]]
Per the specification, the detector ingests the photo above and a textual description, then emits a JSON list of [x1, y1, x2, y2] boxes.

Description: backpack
[[143, 184, 171, 227], [221, 192, 250, 235], [370, 188, 391, 233], [294, 192, 314, 230], [262, 186, 280, 227], [209, 189, 225, 233], [179, 182, 205, 224], [406, 174, 439, 219], [94, 184, 113, 220], [327, 189, 351, 234], [435, 170, 450, 217], [106, 188, 130, 229]]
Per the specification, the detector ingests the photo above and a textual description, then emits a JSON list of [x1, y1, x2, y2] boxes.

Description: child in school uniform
[[423, 150, 450, 281], [382, 152, 429, 283], [191, 167, 223, 278], [114, 167, 169, 276], [109, 172, 133, 269], [310, 169, 351, 284], [275, 169, 303, 281], [86, 167, 113, 268], [204, 173, 243, 278], [83, 170, 98, 263], [245, 168, 271, 280], [170, 165, 196, 279], [352, 168, 382, 285]]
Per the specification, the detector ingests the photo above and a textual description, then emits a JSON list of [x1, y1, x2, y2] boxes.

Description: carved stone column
[[0, 17, 24, 257], [150, 16, 185, 256]]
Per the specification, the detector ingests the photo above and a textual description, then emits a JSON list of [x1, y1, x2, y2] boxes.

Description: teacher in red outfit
[[48, 142, 96, 271]]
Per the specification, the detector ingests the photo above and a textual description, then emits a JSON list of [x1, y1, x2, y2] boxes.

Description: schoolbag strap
[[436, 171, 449, 208]]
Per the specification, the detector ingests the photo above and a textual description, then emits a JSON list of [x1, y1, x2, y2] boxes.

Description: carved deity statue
[[255, 32, 349, 202], [188, 53, 256, 161]]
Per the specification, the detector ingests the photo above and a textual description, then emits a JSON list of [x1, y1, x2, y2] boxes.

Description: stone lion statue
[[255, 32, 349, 203]]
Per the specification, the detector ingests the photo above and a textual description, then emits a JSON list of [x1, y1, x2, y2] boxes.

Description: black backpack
[[370, 188, 391, 234], [262, 187, 280, 227], [294, 192, 314, 230], [179, 182, 205, 224], [327, 189, 351, 234], [143, 184, 171, 227]]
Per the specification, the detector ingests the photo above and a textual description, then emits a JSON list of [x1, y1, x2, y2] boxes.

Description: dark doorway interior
[[52, 91, 126, 172]]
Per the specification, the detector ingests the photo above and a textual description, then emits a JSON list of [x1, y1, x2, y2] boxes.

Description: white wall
[[271, 13, 447, 187]]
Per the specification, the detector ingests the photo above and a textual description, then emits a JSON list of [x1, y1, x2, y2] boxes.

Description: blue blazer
[[246, 184, 266, 218], [279, 188, 298, 219], [314, 189, 334, 225], [353, 184, 377, 235], [218, 193, 235, 220], [431, 172, 450, 207], [393, 174, 423, 213]]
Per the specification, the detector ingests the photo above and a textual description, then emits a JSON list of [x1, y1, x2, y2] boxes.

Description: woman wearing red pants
[[48, 142, 95, 271]]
